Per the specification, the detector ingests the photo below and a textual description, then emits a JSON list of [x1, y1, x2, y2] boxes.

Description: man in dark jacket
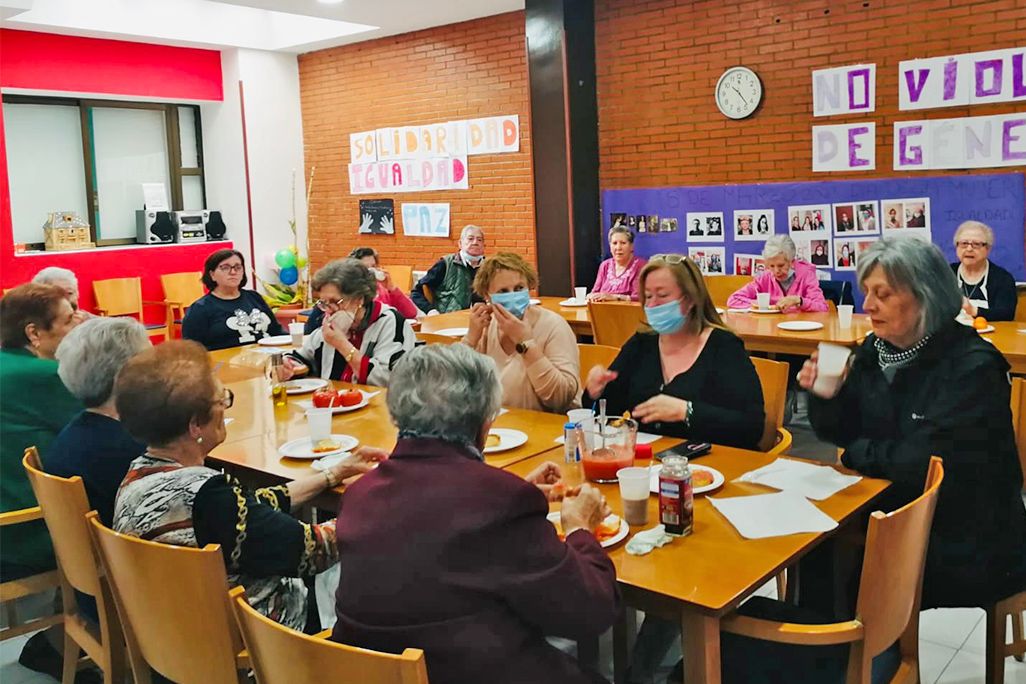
[[411, 225, 486, 314]]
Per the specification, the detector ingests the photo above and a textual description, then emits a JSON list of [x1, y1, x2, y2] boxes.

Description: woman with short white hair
[[950, 220, 1016, 321], [726, 234, 828, 312], [33, 266, 91, 321]]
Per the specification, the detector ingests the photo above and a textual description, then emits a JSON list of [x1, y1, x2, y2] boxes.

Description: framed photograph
[[659, 217, 679, 233], [853, 201, 879, 234], [787, 204, 832, 236], [634, 214, 653, 233], [685, 211, 724, 243], [689, 247, 726, 275], [733, 209, 773, 242], [734, 253, 763, 276], [881, 201, 905, 230], [854, 238, 879, 269], [609, 213, 627, 230], [834, 239, 857, 271], [882, 197, 931, 241], [832, 203, 857, 235]]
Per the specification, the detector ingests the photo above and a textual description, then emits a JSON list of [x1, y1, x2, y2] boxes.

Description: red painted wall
[[0, 30, 226, 321]]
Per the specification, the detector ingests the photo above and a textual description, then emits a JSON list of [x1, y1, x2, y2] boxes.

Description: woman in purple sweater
[[727, 235, 828, 312], [588, 226, 646, 302]]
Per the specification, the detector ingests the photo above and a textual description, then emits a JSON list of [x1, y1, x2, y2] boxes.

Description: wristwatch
[[515, 338, 535, 355]]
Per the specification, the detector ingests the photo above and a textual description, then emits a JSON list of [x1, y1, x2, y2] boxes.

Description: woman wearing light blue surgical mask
[[465, 252, 580, 413]]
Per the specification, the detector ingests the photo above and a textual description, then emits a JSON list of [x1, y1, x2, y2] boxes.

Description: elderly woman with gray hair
[[727, 234, 828, 312], [283, 258, 415, 385], [332, 344, 620, 684], [33, 266, 91, 322], [950, 220, 1017, 321], [799, 237, 1026, 611]]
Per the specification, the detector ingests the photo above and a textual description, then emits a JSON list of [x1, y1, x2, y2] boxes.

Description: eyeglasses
[[216, 388, 234, 410], [649, 254, 689, 265], [955, 240, 988, 250], [315, 297, 346, 312], [216, 263, 245, 273]]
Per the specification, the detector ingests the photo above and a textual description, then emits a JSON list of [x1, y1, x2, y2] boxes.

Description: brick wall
[[595, 0, 1026, 189], [298, 11, 534, 273]]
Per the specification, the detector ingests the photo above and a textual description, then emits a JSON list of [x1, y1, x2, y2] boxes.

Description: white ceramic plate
[[976, 325, 996, 334], [749, 308, 781, 314], [649, 464, 725, 495], [777, 321, 824, 332], [433, 327, 469, 337], [547, 512, 629, 548], [296, 390, 377, 414], [483, 428, 528, 453], [278, 434, 359, 459], [284, 378, 329, 395], [559, 298, 587, 307], [530, 298, 541, 305], [258, 335, 293, 346]]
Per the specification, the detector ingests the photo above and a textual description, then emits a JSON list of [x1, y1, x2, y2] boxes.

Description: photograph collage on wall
[[881, 197, 931, 242], [689, 247, 725, 275], [787, 204, 832, 235], [633, 214, 660, 233], [685, 211, 725, 243], [732, 209, 774, 242], [734, 253, 766, 276], [832, 200, 879, 235]]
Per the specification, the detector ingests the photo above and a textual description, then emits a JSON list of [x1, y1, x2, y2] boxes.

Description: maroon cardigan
[[332, 437, 620, 684]]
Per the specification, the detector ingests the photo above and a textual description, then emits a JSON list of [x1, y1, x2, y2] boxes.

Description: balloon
[[279, 266, 299, 285], [288, 244, 298, 255], [275, 248, 296, 268], [296, 254, 308, 268]]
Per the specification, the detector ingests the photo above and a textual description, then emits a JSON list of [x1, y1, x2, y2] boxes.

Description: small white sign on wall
[[401, 203, 450, 237]]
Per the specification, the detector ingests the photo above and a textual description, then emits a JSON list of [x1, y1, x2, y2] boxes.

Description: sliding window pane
[[90, 107, 171, 240], [3, 103, 88, 245], [178, 106, 200, 168], [182, 175, 205, 210]]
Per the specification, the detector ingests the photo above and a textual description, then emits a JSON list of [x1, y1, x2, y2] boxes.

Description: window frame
[[2, 94, 205, 249]]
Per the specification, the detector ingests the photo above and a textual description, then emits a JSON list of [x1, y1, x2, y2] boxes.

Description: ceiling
[[0, 0, 524, 53]]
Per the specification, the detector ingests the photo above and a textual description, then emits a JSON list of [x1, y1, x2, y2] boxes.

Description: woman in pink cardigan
[[587, 226, 646, 302], [727, 235, 829, 312]]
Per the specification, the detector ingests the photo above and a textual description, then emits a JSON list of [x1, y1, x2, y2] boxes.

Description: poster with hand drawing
[[358, 199, 395, 234]]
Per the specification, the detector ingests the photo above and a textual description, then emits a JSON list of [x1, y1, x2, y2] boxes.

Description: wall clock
[[715, 66, 763, 119]]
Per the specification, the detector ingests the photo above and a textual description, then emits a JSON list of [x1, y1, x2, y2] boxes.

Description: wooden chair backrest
[[750, 357, 788, 453], [93, 277, 143, 317], [87, 511, 245, 684], [420, 284, 434, 305], [386, 265, 414, 293], [1016, 287, 1026, 322], [588, 301, 645, 347], [416, 332, 459, 346], [578, 343, 619, 392], [853, 457, 943, 664], [160, 272, 205, 308], [826, 299, 838, 313], [229, 587, 430, 684], [22, 448, 101, 597], [1011, 377, 1026, 488], [703, 275, 751, 307]]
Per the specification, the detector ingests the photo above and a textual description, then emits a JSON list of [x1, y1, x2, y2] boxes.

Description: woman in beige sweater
[[464, 253, 581, 413]]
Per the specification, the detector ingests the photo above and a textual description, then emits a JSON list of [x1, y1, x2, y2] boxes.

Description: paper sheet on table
[[736, 458, 861, 501], [554, 431, 661, 445], [709, 491, 838, 539]]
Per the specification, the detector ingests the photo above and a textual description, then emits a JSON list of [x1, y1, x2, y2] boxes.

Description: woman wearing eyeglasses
[[583, 254, 764, 448], [951, 221, 1016, 321], [182, 248, 285, 350], [112, 341, 381, 630], [282, 259, 416, 386]]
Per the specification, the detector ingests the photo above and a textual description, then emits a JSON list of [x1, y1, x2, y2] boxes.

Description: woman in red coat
[[332, 344, 620, 684]]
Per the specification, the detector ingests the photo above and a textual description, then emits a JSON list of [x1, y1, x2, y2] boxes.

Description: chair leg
[[985, 604, 1006, 684], [103, 636, 128, 684], [1013, 610, 1024, 662], [775, 571, 787, 601], [61, 631, 80, 684]]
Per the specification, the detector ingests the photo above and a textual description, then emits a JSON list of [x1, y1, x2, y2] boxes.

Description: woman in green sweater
[[0, 283, 80, 581]]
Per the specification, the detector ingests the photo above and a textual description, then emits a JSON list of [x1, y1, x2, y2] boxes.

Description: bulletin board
[[601, 172, 1025, 307]]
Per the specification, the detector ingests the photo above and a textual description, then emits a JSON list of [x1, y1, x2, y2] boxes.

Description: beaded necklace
[[873, 334, 932, 371]]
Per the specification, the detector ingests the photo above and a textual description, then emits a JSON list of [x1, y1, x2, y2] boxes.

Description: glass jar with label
[[658, 455, 693, 537]]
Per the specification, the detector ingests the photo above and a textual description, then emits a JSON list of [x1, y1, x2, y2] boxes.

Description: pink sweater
[[591, 257, 646, 301], [726, 259, 829, 312], [377, 282, 419, 319]]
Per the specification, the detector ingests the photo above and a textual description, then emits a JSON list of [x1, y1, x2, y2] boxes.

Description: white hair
[[460, 224, 485, 240], [386, 344, 501, 447], [56, 318, 151, 408], [33, 267, 78, 288], [762, 234, 796, 261], [952, 220, 994, 247]]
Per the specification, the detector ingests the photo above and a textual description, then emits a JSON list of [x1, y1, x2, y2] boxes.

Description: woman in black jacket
[[950, 220, 1018, 322], [800, 237, 1026, 609]]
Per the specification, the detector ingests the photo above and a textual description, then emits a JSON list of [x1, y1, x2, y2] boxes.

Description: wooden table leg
[[680, 611, 721, 684]]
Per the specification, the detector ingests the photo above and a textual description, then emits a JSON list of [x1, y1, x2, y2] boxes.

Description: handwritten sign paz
[[893, 113, 1026, 170], [812, 123, 876, 172], [401, 203, 451, 237], [812, 64, 876, 116], [899, 47, 1026, 110]]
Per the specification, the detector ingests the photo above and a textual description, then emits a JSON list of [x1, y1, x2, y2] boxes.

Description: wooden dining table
[[505, 447, 891, 684], [420, 295, 592, 336], [981, 320, 1026, 374]]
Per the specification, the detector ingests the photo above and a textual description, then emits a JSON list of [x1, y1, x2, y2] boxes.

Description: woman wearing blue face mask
[[465, 252, 581, 413], [583, 254, 763, 448]]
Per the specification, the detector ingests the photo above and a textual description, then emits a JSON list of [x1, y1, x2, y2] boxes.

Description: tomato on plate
[[312, 388, 340, 408], [338, 389, 363, 407]]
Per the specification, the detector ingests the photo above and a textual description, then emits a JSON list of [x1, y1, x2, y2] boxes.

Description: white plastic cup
[[289, 322, 304, 346], [574, 286, 587, 301], [756, 292, 771, 310], [617, 466, 651, 526], [813, 342, 852, 398], [837, 304, 854, 329], [306, 408, 333, 443], [567, 408, 594, 425]]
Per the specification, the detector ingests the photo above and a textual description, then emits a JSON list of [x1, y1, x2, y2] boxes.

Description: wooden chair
[[87, 512, 248, 684], [0, 498, 63, 642], [229, 586, 429, 684], [588, 301, 644, 348], [1010, 378, 1026, 492], [1015, 286, 1026, 322], [386, 265, 414, 293], [578, 343, 619, 392], [720, 457, 945, 684], [22, 448, 127, 684], [703, 275, 751, 307], [159, 272, 204, 338], [750, 357, 792, 455], [92, 277, 169, 341], [416, 332, 459, 346]]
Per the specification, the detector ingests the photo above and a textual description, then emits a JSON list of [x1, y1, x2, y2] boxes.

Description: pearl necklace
[[874, 334, 932, 371]]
